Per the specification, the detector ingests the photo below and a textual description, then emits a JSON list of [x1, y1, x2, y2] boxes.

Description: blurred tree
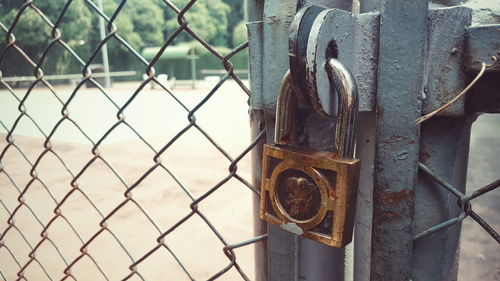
[[221, 0, 244, 47], [117, 0, 164, 47], [0, 0, 243, 77], [90, 0, 163, 72], [0, 0, 20, 18], [92, 0, 151, 61], [232, 21, 247, 46], [1, 9, 51, 58], [163, 0, 231, 46], [0, 0, 92, 75]]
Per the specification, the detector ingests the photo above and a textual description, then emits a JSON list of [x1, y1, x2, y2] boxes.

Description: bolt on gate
[[0, 1, 499, 281]]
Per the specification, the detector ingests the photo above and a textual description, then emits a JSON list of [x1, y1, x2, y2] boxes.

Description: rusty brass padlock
[[260, 59, 360, 247]]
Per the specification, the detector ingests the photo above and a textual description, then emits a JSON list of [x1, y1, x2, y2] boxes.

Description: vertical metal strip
[[247, 1, 267, 281], [410, 7, 473, 280], [371, 1, 428, 280], [251, 109, 268, 281], [353, 112, 376, 281], [412, 116, 473, 281], [262, 1, 299, 280]]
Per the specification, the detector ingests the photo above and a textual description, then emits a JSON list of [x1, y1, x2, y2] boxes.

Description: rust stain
[[384, 211, 401, 218], [376, 189, 414, 204], [329, 190, 336, 198]]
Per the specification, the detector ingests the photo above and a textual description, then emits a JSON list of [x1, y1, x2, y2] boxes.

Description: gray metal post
[[247, 1, 267, 281], [97, 0, 111, 88], [371, 1, 428, 280], [353, 112, 376, 281], [261, 1, 298, 280]]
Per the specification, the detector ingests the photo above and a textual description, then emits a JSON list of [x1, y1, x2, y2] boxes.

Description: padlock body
[[260, 143, 360, 247]]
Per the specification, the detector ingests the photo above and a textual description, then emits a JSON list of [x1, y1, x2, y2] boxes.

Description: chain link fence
[[416, 163, 499, 243], [0, 1, 266, 280], [414, 58, 500, 244]]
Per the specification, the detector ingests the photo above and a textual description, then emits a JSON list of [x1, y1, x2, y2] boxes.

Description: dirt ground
[[0, 81, 498, 281]]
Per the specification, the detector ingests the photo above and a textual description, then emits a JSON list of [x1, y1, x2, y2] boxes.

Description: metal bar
[[465, 25, 500, 114], [412, 117, 473, 281], [371, 1, 428, 280], [326, 58, 358, 158], [247, 1, 267, 281], [422, 7, 472, 116], [465, 24, 500, 72], [353, 112, 375, 281], [261, 1, 299, 280]]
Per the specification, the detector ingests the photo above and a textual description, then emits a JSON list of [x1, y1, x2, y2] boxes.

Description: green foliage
[[2, 9, 51, 57], [163, 0, 231, 46], [0, 0, 246, 78], [221, 0, 244, 47], [0, 1, 21, 18], [117, 0, 164, 47], [0, 0, 92, 76], [94, 0, 146, 61], [232, 21, 247, 46]]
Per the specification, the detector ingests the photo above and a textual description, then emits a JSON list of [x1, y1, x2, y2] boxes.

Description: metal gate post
[[247, 1, 267, 281], [371, 1, 428, 280]]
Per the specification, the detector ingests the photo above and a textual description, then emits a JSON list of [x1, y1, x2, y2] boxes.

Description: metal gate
[[247, 0, 499, 281]]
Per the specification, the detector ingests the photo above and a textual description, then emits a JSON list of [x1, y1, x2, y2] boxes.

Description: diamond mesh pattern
[[0, 1, 266, 280]]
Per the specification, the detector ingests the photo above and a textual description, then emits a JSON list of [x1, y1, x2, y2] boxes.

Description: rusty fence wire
[[0, 1, 266, 280], [415, 162, 500, 243]]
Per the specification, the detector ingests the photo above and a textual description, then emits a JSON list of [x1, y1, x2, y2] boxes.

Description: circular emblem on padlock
[[275, 169, 322, 221], [268, 161, 331, 230]]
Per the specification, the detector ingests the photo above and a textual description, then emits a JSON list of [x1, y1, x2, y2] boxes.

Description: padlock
[[260, 58, 360, 247]]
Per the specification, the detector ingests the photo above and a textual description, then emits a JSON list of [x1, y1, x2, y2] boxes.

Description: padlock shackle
[[275, 59, 358, 158], [327, 58, 358, 158], [275, 70, 297, 144]]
